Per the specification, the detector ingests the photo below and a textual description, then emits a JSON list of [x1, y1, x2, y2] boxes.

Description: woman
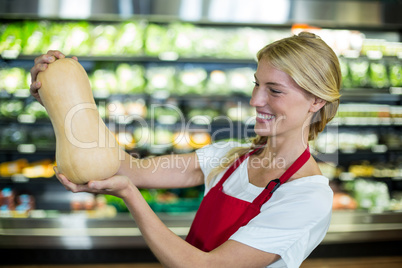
[[30, 32, 341, 267]]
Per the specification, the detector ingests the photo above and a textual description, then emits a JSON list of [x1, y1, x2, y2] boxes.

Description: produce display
[[340, 57, 402, 89], [0, 20, 286, 59], [344, 178, 391, 213], [37, 58, 122, 184], [0, 67, 30, 94], [336, 103, 402, 125], [0, 20, 401, 217], [0, 187, 35, 217], [314, 129, 378, 153]]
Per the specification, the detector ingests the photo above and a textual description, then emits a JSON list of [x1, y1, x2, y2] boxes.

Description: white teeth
[[257, 113, 275, 120]]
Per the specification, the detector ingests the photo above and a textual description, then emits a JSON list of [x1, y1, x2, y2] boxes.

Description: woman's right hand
[[54, 166, 135, 200], [29, 50, 77, 105]]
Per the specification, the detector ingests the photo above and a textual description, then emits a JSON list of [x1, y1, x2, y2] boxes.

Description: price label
[[366, 50, 383, 59], [1, 50, 19, 59], [390, 87, 402, 95], [11, 174, 29, 183], [18, 114, 36, 124], [17, 144, 36, 154], [371, 144, 388, 153]]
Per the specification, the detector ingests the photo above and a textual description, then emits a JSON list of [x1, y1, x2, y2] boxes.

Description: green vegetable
[[116, 63, 146, 94], [91, 24, 117, 56], [22, 21, 49, 55], [339, 58, 352, 89], [349, 59, 369, 88], [90, 67, 118, 95], [389, 62, 402, 87], [104, 194, 128, 212], [0, 68, 27, 94], [1, 126, 27, 145], [0, 99, 24, 117], [47, 22, 69, 52], [140, 189, 156, 203], [369, 61, 389, 88], [24, 101, 48, 119], [169, 23, 196, 57], [187, 108, 219, 120], [144, 24, 171, 56], [224, 28, 251, 59], [206, 70, 229, 95], [133, 126, 152, 148], [0, 22, 23, 57], [152, 106, 181, 124], [114, 21, 144, 55], [154, 128, 174, 145], [177, 67, 207, 95], [193, 27, 223, 57], [145, 66, 176, 94], [63, 22, 91, 55], [227, 68, 254, 95]]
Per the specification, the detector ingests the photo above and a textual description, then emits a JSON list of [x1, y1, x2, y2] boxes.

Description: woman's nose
[[250, 87, 267, 107]]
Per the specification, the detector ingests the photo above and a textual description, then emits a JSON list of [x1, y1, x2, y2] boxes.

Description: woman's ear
[[309, 97, 326, 113]]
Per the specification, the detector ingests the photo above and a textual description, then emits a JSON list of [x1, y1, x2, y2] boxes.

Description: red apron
[[186, 146, 311, 252]]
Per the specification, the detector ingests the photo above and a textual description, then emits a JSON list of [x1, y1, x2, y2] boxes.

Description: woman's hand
[[54, 166, 134, 200], [30, 50, 78, 105]]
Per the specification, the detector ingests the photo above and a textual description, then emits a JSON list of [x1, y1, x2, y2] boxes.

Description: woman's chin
[[253, 126, 274, 137]]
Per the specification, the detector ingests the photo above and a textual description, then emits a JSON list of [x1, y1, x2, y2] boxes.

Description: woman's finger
[[29, 81, 43, 105], [88, 175, 125, 190], [53, 166, 90, 193], [30, 62, 49, 84], [33, 53, 56, 66], [47, 50, 66, 59]]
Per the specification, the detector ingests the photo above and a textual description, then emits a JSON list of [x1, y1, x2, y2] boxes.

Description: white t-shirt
[[195, 142, 333, 268]]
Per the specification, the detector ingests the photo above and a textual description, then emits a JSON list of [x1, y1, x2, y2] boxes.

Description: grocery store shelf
[[0, 176, 57, 184], [3, 55, 258, 65], [341, 90, 401, 103], [0, 211, 401, 249]]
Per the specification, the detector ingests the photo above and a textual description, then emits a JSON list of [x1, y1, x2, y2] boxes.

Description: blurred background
[[0, 0, 401, 267]]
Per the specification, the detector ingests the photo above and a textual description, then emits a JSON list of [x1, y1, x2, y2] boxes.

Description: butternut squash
[[37, 58, 121, 184]]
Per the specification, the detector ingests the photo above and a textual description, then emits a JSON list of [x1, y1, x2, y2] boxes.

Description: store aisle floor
[[3, 256, 402, 268]]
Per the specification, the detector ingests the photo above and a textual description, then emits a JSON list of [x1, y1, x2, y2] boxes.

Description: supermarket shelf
[[3, 55, 258, 65], [0, 211, 401, 249], [0, 176, 57, 184], [0, 146, 56, 154], [340, 90, 401, 103]]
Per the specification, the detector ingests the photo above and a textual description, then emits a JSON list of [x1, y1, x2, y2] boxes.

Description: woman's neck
[[261, 134, 309, 170]]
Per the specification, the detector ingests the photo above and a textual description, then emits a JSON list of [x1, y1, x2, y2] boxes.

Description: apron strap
[[216, 145, 264, 189], [252, 146, 311, 206]]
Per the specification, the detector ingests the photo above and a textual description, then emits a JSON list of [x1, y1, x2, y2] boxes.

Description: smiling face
[[250, 60, 323, 141]]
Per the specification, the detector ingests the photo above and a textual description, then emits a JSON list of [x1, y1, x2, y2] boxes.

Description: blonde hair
[[206, 32, 342, 185]]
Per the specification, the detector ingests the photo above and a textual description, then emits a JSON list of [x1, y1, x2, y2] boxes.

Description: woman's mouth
[[256, 112, 275, 122], [257, 112, 275, 119]]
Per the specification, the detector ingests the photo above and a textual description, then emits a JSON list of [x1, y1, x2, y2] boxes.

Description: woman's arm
[[31, 50, 204, 190], [117, 151, 205, 189], [123, 181, 280, 268], [56, 172, 280, 268]]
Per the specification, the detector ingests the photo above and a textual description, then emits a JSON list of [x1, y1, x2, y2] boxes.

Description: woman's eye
[[253, 81, 259, 87], [270, 88, 282, 94]]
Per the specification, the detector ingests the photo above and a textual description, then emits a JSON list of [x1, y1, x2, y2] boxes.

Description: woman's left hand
[[54, 166, 134, 199]]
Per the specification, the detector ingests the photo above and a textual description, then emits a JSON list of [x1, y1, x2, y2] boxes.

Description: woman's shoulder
[[195, 141, 250, 177], [196, 140, 249, 157], [285, 175, 333, 194], [278, 175, 333, 210]]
